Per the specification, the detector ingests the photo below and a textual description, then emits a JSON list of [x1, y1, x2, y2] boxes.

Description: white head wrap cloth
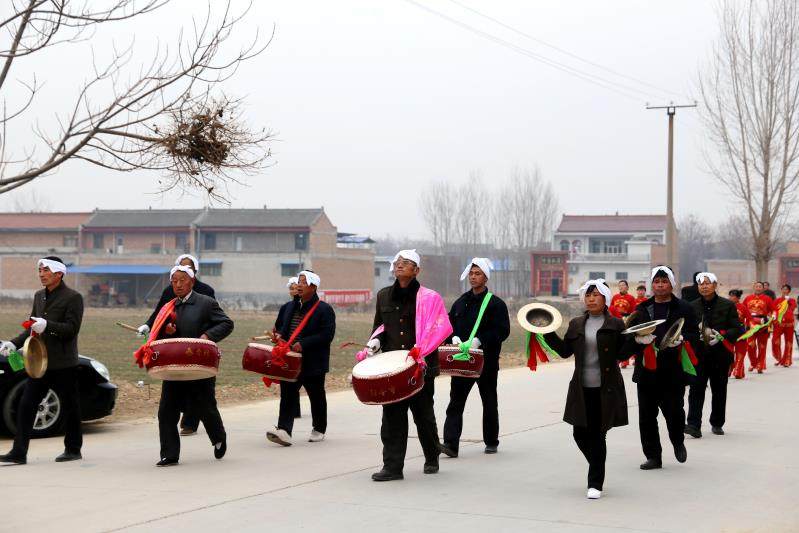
[[579, 278, 613, 305], [390, 249, 421, 272], [695, 272, 718, 284], [38, 258, 66, 274], [298, 270, 321, 288], [460, 257, 493, 281], [286, 276, 299, 288], [650, 266, 676, 288], [175, 254, 199, 272], [170, 265, 195, 279]]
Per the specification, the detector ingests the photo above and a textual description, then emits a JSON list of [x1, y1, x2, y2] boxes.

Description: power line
[[445, 0, 687, 101], [401, 0, 668, 103]]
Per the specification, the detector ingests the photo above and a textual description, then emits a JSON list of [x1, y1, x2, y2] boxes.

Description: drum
[[351, 350, 423, 405], [242, 343, 302, 382], [146, 338, 220, 381], [437, 344, 484, 378]]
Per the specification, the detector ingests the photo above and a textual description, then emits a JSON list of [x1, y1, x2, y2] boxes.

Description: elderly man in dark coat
[[544, 279, 634, 500]]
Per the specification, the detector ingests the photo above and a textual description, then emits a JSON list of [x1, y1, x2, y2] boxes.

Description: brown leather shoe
[[180, 427, 197, 436]]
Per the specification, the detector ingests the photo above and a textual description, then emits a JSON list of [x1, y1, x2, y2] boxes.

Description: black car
[[0, 355, 117, 437]]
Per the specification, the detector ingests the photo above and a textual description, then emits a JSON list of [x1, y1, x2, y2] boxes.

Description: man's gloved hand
[[137, 324, 150, 337], [706, 328, 721, 346], [635, 334, 656, 345], [470, 337, 481, 350], [451, 336, 462, 346], [0, 341, 16, 357], [366, 338, 381, 356], [667, 334, 684, 348], [30, 317, 47, 334]]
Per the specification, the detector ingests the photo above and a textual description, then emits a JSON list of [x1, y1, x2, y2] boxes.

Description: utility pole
[[646, 102, 696, 274]]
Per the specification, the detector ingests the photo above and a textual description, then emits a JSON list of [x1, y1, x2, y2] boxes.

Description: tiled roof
[[0, 212, 90, 230], [83, 209, 202, 228], [556, 215, 667, 233], [194, 208, 323, 228]]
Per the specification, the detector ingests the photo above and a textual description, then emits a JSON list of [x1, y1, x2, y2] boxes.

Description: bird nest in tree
[[162, 111, 231, 170]]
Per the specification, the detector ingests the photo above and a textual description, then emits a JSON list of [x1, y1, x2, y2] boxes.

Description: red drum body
[[438, 344, 484, 378], [146, 338, 220, 381], [242, 343, 302, 382], [351, 350, 423, 405]]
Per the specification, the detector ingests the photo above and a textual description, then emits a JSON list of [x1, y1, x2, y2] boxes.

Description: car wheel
[[2, 381, 65, 438]]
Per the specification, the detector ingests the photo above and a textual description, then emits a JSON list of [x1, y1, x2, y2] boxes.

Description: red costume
[[634, 296, 647, 309], [610, 293, 636, 319], [731, 302, 750, 379], [742, 293, 774, 373], [771, 296, 796, 367]]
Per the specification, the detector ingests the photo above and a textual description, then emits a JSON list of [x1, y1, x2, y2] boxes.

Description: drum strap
[[134, 298, 178, 368], [454, 292, 493, 361]]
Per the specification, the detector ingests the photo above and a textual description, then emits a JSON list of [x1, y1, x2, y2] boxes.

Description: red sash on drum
[[262, 300, 320, 388], [134, 298, 177, 368]]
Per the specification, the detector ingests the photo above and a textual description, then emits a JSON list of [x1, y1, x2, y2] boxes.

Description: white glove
[[667, 334, 684, 348], [470, 337, 481, 350], [0, 341, 16, 357], [366, 338, 380, 356], [635, 334, 656, 345], [30, 317, 47, 334], [452, 336, 463, 345], [137, 324, 150, 337], [706, 328, 721, 346]]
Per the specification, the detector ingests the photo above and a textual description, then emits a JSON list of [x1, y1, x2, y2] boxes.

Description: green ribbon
[[453, 292, 493, 361], [534, 333, 561, 360], [737, 318, 772, 341], [7, 350, 24, 372]]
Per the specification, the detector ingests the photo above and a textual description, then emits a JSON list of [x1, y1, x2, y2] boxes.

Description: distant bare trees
[[698, 0, 799, 279], [0, 1, 274, 199], [419, 167, 559, 297]]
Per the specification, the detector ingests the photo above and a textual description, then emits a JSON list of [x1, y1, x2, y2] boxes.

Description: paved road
[[2, 360, 797, 533]]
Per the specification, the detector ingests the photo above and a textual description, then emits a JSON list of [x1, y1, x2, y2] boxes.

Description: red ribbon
[[717, 329, 735, 353], [407, 346, 426, 382], [526, 335, 550, 372], [134, 299, 177, 368], [262, 300, 321, 389], [682, 340, 698, 366], [642, 343, 658, 370]]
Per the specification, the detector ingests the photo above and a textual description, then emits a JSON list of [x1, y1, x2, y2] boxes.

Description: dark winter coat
[[276, 293, 336, 377]]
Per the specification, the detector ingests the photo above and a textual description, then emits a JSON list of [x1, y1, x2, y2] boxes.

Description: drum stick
[[340, 341, 370, 349], [115, 322, 140, 332], [251, 335, 272, 341]]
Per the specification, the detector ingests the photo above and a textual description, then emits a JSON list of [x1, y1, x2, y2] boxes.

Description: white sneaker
[[309, 430, 325, 442], [587, 488, 602, 500], [266, 428, 292, 446]]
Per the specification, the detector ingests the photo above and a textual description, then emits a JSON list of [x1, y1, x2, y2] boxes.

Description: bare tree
[[0, 1, 273, 199], [452, 170, 486, 255], [678, 214, 714, 280], [420, 179, 455, 252], [698, 0, 799, 278], [713, 213, 754, 260], [10, 188, 51, 212]]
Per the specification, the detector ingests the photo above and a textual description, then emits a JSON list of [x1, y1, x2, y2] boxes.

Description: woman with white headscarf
[[541, 279, 634, 500]]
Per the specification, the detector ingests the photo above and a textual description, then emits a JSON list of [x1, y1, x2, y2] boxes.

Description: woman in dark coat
[[543, 279, 633, 499]]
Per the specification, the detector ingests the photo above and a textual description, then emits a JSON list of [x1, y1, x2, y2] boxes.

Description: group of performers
[[0, 254, 795, 502]]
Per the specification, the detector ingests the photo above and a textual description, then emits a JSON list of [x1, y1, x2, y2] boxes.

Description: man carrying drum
[[138, 254, 216, 436], [366, 249, 452, 481], [0, 257, 84, 465], [148, 265, 233, 467], [440, 258, 509, 458], [266, 271, 336, 446], [275, 276, 302, 419]]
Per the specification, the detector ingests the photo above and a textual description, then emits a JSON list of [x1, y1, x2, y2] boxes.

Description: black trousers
[[687, 352, 732, 429], [182, 389, 301, 430], [573, 387, 607, 490], [637, 380, 685, 461], [11, 367, 82, 457], [442, 364, 499, 451], [381, 376, 440, 474], [277, 374, 327, 436], [158, 377, 225, 460]]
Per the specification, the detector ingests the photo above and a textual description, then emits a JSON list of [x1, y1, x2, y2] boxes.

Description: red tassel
[[21, 319, 35, 330], [262, 376, 274, 388], [643, 344, 657, 370], [526, 336, 549, 372]]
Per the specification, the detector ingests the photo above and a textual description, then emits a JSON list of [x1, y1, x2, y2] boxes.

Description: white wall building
[[552, 215, 670, 295]]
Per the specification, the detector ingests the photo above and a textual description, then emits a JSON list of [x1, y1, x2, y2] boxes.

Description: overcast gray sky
[[1, 0, 722, 238]]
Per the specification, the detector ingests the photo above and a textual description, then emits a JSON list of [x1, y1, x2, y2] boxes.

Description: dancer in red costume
[[771, 284, 796, 367], [728, 290, 749, 379], [742, 282, 773, 373]]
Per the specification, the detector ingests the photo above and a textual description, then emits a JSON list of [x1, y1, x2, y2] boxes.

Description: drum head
[[23, 336, 47, 379], [352, 350, 413, 378]]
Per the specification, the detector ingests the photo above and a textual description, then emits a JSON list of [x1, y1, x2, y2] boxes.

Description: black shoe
[[214, 439, 227, 460], [423, 462, 439, 474], [683, 425, 702, 438], [484, 445, 498, 454], [55, 450, 82, 463], [156, 457, 179, 467], [640, 458, 662, 470], [674, 443, 688, 463], [0, 453, 26, 465], [439, 444, 458, 458], [711, 426, 725, 435], [372, 469, 403, 481]]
